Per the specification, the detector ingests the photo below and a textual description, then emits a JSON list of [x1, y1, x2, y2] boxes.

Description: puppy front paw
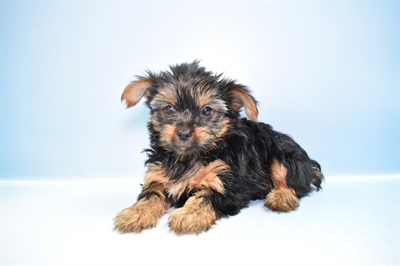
[[114, 196, 168, 233], [265, 188, 299, 212], [168, 197, 217, 235]]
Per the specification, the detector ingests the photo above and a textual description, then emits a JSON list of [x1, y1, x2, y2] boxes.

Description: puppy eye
[[201, 106, 213, 116], [163, 105, 175, 114]]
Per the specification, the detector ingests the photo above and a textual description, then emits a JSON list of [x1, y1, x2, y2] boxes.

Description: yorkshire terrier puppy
[[114, 61, 323, 235]]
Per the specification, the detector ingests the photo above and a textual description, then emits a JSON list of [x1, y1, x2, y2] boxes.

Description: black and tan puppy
[[114, 61, 323, 235]]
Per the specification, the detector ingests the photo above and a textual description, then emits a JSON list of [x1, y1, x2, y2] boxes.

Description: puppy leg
[[114, 163, 170, 233], [168, 191, 217, 235], [265, 160, 300, 212], [114, 193, 169, 233]]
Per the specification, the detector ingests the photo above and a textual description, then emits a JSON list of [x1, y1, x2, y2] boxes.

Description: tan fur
[[154, 86, 178, 106], [265, 160, 299, 212], [159, 124, 177, 149], [167, 159, 229, 199], [189, 159, 228, 193], [114, 194, 170, 233], [194, 118, 231, 147], [193, 126, 212, 145], [121, 78, 153, 108], [270, 159, 289, 189], [196, 89, 214, 107], [114, 163, 170, 233], [230, 87, 259, 121], [265, 188, 299, 212], [142, 162, 169, 187], [114, 159, 228, 233], [168, 191, 217, 235], [216, 117, 231, 138]]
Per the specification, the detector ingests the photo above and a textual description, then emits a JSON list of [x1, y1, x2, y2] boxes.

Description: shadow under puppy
[[114, 61, 324, 235]]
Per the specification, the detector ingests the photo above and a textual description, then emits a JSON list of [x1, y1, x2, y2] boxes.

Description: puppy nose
[[177, 129, 192, 142]]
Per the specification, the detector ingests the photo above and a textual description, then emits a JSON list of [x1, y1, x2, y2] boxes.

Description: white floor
[[1, 175, 399, 266]]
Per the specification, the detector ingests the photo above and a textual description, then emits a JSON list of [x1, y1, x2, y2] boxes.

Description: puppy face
[[121, 61, 258, 156]]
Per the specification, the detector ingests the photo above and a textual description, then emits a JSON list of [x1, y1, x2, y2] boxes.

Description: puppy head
[[121, 61, 258, 156]]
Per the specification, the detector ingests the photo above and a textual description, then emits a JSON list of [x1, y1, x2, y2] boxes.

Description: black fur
[[115, 61, 324, 234], [144, 116, 322, 217]]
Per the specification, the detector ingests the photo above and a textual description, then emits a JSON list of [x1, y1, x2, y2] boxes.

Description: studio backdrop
[[1, 1, 398, 180]]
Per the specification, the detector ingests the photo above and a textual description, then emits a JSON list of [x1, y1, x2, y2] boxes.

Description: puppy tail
[[310, 160, 324, 190]]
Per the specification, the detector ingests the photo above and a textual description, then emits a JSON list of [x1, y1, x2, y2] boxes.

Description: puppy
[[114, 61, 323, 235]]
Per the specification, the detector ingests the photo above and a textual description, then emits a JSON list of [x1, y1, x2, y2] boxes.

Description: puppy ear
[[229, 85, 259, 121], [121, 77, 153, 108]]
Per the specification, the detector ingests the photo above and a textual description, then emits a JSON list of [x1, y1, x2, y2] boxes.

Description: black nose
[[177, 129, 192, 142]]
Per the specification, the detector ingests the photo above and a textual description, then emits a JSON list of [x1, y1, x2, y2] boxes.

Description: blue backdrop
[[1, 1, 398, 179]]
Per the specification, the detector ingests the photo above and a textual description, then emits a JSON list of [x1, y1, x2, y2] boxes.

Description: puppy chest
[[165, 159, 229, 199]]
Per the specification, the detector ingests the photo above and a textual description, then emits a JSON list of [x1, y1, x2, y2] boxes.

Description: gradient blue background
[[1, 1, 398, 180]]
